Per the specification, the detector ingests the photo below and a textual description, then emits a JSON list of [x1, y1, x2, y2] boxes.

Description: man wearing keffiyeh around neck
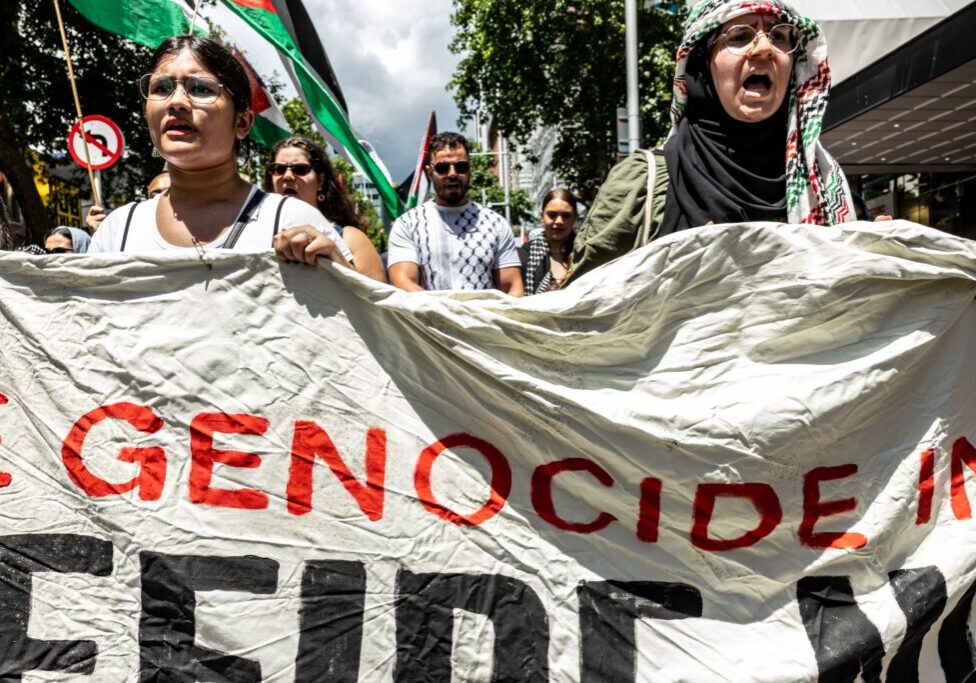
[[569, 0, 857, 284]]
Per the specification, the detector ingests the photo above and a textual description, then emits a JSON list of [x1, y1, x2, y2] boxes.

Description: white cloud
[[211, 0, 464, 182]]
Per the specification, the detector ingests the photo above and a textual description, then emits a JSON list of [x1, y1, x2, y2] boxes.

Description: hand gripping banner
[[0, 221, 975, 681]]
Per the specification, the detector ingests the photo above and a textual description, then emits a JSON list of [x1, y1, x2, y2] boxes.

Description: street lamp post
[[625, 0, 640, 153]]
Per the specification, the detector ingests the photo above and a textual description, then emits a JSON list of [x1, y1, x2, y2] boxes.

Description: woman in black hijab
[[569, 0, 855, 283]]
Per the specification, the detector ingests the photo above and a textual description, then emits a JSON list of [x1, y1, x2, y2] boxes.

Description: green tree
[[0, 2, 159, 243], [450, 0, 684, 201], [467, 142, 534, 229]]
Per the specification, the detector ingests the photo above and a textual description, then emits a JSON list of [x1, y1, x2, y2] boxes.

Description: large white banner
[[1, 221, 975, 682]]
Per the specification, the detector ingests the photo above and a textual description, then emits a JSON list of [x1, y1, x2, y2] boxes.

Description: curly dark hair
[[263, 136, 361, 228], [146, 35, 251, 112], [428, 131, 469, 160]]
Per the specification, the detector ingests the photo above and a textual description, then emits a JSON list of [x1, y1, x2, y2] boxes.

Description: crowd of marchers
[[0, 0, 889, 296]]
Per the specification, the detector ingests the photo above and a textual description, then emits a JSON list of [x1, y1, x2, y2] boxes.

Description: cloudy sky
[[212, 0, 464, 182]]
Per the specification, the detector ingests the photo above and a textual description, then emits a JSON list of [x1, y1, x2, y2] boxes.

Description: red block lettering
[[414, 433, 511, 526], [189, 413, 269, 509], [799, 464, 867, 549], [61, 403, 166, 500], [286, 422, 386, 519], [917, 448, 936, 525], [950, 437, 976, 520], [637, 477, 662, 543], [0, 393, 8, 474], [531, 458, 617, 533], [691, 483, 782, 551]]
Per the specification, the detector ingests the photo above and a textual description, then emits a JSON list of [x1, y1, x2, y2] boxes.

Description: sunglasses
[[45, 247, 72, 254], [139, 75, 227, 104], [431, 161, 470, 175], [268, 162, 316, 177]]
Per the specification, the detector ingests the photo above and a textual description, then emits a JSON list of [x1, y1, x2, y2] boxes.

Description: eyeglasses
[[431, 161, 470, 175], [267, 162, 315, 177], [45, 247, 72, 254], [717, 23, 798, 55], [139, 74, 226, 104]]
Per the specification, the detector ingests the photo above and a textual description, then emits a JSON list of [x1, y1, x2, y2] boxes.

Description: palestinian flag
[[405, 111, 437, 210], [268, 0, 348, 116], [66, 0, 202, 48], [220, 0, 403, 219], [232, 48, 291, 149]]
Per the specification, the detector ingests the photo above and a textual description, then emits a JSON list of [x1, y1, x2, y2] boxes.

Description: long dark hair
[[146, 35, 251, 112], [264, 136, 361, 228], [541, 188, 578, 217], [0, 194, 13, 250]]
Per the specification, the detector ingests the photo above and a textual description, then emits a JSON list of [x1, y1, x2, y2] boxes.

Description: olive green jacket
[[568, 149, 670, 285]]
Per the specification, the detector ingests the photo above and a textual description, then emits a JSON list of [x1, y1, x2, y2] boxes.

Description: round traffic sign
[[67, 115, 125, 171]]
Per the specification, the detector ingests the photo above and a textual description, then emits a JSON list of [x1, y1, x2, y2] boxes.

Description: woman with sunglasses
[[44, 226, 91, 254], [264, 137, 386, 282], [519, 189, 578, 294], [569, 0, 855, 282], [89, 35, 352, 269]]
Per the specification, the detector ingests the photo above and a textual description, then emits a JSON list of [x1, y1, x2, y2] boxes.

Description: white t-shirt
[[387, 200, 521, 291], [89, 186, 352, 261]]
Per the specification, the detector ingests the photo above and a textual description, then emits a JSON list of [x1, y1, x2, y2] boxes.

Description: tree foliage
[[467, 142, 534, 229], [0, 2, 159, 243], [450, 0, 684, 201]]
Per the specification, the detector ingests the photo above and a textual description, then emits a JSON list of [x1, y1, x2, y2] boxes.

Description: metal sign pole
[[625, 0, 641, 153], [52, 0, 101, 207]]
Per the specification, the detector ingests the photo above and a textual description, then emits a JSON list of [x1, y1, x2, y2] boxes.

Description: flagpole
[[52, 0, 101, 208], [189, 1, 200, 34]]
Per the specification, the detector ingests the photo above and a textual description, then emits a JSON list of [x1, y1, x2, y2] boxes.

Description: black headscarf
[[660, 45, 791, 236]]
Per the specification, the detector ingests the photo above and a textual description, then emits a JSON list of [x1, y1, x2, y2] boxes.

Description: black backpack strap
[[119, 201, 140, 253], [222, 188, 266, 249], [272, 194, 289, 238]]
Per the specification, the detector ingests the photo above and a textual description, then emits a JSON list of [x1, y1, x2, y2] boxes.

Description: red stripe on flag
[[233, 49, 272, 115], [228, 0, 276, 12]]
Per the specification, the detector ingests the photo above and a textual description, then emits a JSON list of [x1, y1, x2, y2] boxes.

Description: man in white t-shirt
[[387, 132, 524, 295]]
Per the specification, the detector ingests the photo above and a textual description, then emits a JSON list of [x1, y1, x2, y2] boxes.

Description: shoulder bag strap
[[272, 194, 289, 238], [222, 188, 266, 249], [638, 149, 658, 247], [119, 201, 140, 253]]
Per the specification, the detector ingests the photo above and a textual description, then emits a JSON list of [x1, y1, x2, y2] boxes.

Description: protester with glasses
[[569, 0, 856, 283], [89, 35, 352, 269], [387, 131, 524, 294], [264, 136, 386, 282]]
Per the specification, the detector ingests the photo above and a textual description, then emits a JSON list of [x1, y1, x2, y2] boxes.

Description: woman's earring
[[317, 192, 326, 202]]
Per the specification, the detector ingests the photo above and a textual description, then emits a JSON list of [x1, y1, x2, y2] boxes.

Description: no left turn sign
[[67, 115, 125, 171]]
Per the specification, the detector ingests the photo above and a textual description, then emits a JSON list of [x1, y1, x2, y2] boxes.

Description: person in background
[[89, 35, 352, 269], [264, 136, 386, 282], [86, 171, 172, 234], [44, 226, 91, 254], [569, 0, 856, 283], [387, 131, 524, 295], [519, 188, 578, 294], [146, 170, 171, 199]]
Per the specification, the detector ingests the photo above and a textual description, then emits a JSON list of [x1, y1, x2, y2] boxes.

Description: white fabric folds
[[0, 220, 974, 681]]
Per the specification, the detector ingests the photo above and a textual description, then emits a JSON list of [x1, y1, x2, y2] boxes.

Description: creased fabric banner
[[1, 221, 975, 682]]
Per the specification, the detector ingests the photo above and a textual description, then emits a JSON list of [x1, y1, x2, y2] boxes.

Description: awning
[[809, 0, 976, 174]]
